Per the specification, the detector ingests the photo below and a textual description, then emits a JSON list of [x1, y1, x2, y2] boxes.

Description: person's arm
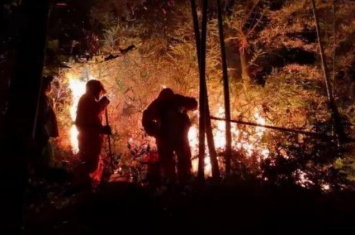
[[98, 96, 110, 113], [175, 94, 198, 111]]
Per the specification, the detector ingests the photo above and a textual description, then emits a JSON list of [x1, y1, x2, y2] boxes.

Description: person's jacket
[[142, 94, 197, 138], [75, 93, 106, 136], [36, 94, 59, 144]]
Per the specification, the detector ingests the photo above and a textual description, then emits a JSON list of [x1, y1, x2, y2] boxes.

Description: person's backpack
[[142, 109, 160, 137]]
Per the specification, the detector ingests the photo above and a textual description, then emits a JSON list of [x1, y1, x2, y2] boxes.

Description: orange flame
[[189, 105, 270, 176], [67, 74, 89, 154]]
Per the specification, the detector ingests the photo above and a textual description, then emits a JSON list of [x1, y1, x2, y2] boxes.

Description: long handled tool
[[104, 108, 115, 172]]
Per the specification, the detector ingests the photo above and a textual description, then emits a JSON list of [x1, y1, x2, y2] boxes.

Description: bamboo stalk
[[190, 0, 206, 180], [191, 0, 220, 180], [310, 0, 346, 143], [209, 116, 354, 140], [217, 0, 231, 176], [198, 0, 208, 180]]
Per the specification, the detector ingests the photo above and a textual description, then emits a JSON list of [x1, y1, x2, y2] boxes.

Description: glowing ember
[[293, 169, 314, 188], [321, 183, 330, 191]]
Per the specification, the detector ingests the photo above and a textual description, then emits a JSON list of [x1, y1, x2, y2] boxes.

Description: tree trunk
[[0, 0, 51, 233], [311, 0, 346, 143], [205, 97, 220, 179], [239, 49, 250, 88], [197, 0, 208, 180], [191, 0, 220, 180], [217, 0, 232, 176]]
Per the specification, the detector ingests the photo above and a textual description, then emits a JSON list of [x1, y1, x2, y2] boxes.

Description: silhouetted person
[[142, 88, 197, 183], [75, 79, 111, 191], [33, 75, 59, 178]]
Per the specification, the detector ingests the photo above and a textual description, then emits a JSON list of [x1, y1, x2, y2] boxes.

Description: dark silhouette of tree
[[0, 0, 51, 233]]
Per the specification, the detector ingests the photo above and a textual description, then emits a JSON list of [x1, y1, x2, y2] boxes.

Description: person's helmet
[[158, 88, 174, 100], [86, 79, 106, 95]]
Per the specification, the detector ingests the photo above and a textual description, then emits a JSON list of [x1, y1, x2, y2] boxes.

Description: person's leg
[[73, 152, 92, 191], [72, 153, 100, 193], [84, 153, 100, 174], [89, 155, 104, 191], [157, 138, 176, 181], [31, 142, 49, 179], [80, 134, 101, 173], [176, 138, 193, 182], [146, 162, 161, 186], [43, 141, 54, 168]]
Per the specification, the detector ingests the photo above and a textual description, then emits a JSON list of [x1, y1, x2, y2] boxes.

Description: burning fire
[[66, 70, 270, 178], [67, 74, 91, 154], [64, 76, 328, 189], [189, 106, 270, 177]]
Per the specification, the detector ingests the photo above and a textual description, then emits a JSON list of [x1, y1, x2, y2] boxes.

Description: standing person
[[33, 75, 59, 178], [142, 88, 198, 183], [75, 79, 111, 191]]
